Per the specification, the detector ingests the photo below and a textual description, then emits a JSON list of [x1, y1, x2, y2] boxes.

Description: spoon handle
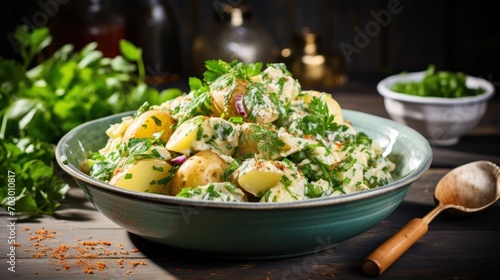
[[362, 218, 429, 276]]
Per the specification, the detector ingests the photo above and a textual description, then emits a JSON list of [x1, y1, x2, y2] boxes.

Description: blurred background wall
[[1, 0, 499, 89]]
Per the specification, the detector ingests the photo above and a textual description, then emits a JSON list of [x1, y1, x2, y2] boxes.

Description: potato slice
[[165, 116, 202, 155], [236, 158, 285, 197], [166, 116, 239, 157], [109, 159, 172, 194], [123, 110, 175, 142], [211, 78, 248, 117], [260, 176, 306, 202], [302, 90, 343, 124], [169, 150, 229, 196]]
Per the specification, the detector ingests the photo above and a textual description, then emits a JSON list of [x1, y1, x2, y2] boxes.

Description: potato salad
[[88, 60, 395, 203]]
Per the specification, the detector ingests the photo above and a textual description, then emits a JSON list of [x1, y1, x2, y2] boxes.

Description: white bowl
[[377, 71, 495, 146]]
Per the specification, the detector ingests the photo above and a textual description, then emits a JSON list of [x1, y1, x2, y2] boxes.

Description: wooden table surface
[[2, 83, 500, 279]]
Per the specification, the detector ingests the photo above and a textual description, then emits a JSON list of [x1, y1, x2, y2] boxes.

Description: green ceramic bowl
[[55, 110, 432, 259]]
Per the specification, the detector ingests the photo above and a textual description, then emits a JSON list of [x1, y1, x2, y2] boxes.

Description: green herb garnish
[[247, 124, 285, 157], [391, 65, 485, 98]]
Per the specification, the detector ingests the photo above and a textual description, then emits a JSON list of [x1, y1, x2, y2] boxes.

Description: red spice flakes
[[24, 227, 30, 231], [116, 259, 125, 268], [97, 261, 107, 271], [130, 261, 147, 268], [53, 244, 70, 254], [84, 265, 95, 274], [77, 252, 99, 259], [303, 134, 315, 140], [29, 235, 43, 242], [101, 250, 116, 256], [74, 259, 87, 268], [273, 161, 285, 171], [61, 261, 71, 271], [13, 242, 21, 248], [82, 240, 99, 246], [255, 160, 265, 169], [75, 246, 89, 255], [31, 253, 47, 259], [24, 227, 147, 275]]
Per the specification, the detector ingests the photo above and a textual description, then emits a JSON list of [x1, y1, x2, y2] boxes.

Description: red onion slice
[[169, 155, 187, 165], [234, 95, 247, 117]]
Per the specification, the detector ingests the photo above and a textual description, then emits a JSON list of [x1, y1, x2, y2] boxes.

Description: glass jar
[[50, 0, 125, 57], [125, 0, 181, 85], [191, 3, 278, 76]]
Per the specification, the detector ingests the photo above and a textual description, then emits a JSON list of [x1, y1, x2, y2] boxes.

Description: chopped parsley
[[152, 165, 164, 172], [247, 124, 285, 157], [297, 96, 340, 137], [150, 115, 162, 126], [391, 64, 486, 98]]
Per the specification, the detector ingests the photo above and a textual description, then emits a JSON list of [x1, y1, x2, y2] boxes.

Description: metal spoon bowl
[[362, 160, 500, 277]]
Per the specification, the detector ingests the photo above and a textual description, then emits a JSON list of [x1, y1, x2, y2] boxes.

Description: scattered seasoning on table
[[23, 227, 147, 275]]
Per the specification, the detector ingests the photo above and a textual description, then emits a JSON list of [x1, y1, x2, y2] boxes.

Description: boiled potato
[[123, 110, 175, 143], [109, 158, 172, 194], [106, 116, 134, 139], [211, 78, 278, 125], [235, 123, 259, 157], [302, 90, 343, 124], [165, 116, 202, 155], [235, 158, 285, 197], [236, 124, 311, 159], [338, 162, 367, 194], [211, 78, 248, 117], [169, 150, 229, 196], [166, 116, 239, 157], [260, 176, 306, 202]]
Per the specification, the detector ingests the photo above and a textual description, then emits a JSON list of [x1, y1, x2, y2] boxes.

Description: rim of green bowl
[[377, 71, 495, 105], [55, 110, 432, 210]]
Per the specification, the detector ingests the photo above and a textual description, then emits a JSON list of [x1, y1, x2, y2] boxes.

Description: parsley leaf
[[247, 124, 285, 157], [204, 59, 262, 85], [297, 96, 340, 137], [176, 80, 212, 125]]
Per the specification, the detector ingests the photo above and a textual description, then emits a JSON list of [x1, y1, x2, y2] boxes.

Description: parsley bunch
[[0, 26, 178, 216]]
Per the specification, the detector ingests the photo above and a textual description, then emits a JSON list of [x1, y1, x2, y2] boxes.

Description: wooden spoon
[[362, 160, 500, 277]]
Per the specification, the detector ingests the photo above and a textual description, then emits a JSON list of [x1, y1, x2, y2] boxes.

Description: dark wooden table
[[2, 83, 500, 279]]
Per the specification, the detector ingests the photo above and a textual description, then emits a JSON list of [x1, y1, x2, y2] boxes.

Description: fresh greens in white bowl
[[377, 67, 495, 146]]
